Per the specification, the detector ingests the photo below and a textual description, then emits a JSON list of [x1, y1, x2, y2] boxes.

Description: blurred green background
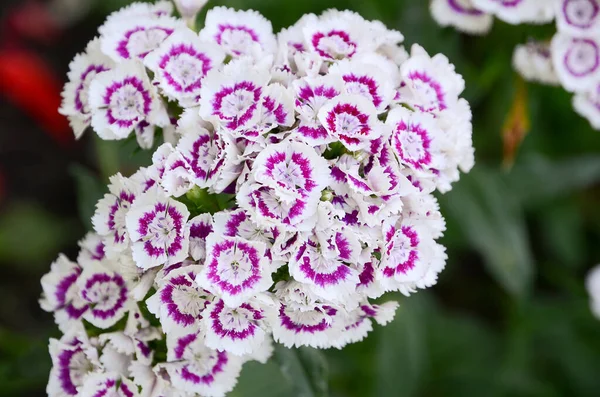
[[1, 0, 600, 396]]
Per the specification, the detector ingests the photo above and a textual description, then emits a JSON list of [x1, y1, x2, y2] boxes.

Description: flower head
[[47, 6, 475, 396]]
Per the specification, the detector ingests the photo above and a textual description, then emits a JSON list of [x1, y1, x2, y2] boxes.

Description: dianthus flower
[[45, 3, 474, 396]]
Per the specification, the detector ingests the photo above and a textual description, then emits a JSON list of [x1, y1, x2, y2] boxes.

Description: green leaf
[[440, 168, 534, 298], [70, 164, 107, 229], [508, 155, 600, 206], [375, 294, 428, 397], [537, 200, 585, 269], [232, 360, 293, 397], [274, 345, 329, 397]]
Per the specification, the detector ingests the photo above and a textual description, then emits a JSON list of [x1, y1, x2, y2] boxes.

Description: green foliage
[[0, 203, 77, 266], [70, 164, 108, 229], [440, 167, 534, 299], [274, 345, 329, 397]]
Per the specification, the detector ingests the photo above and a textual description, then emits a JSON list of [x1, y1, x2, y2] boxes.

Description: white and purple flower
[[471, 0, 556, 24], [196, 235, 273, 308], [552, 34, 600, 92], [88, 60, 169, 140], [162, 331, 243, 396], [199, 59, 270, 132], [202, 297, 271, 356], [556, 0, 600, 36], [145, 27, 225, 107], [199, 7, 277, 59], [318, 94, 382, 151], [147, 265, 211, 335], [126, 187, 190, 269], [92, 173, 140, 257], [59, 38, 115, 138], [77, 263, 133, 328], [430, 0, 493, 35]]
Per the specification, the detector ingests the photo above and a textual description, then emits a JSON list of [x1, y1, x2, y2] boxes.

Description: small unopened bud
[[320, 189, 334, 202], [174, 0, 208, 29]]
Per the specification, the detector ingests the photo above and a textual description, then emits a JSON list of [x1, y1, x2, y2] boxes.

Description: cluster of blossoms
[[431, 0, 600, 130], [44, 1, 474, 396]]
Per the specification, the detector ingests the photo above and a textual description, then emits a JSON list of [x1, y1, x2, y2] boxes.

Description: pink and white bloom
[[586, 264, 600, 318], [556, 0, 600, 36], [99, 1, 174, 35], [59, 38, 115, 138], [328, 55, 397, 113], [318, 94, 383, 151], [92, 173, 140, 257], [241, 83, 296, 140], [145, 28, 225, 107], [333, 301, 399, 347], [47, 330, 100, 397], [573, 82, 600, 128], [377, 219, 447, 296], [77, 232, 106, 268], [174, 124, 240, 191], [126, 187, 190, 269], [101, 16, 183, 62], [292, 74, 343, 145], [199, 59, 270, 132], [430, 0, 493, 35], [199, 7, 277, 59], [386, 106, 446, 179], [40, 255, 88, 332], [270, 282, 344, 348], [288, 228, 361, 303], [160, 149, 196, 198], [162, 331, 243, 396], [237, 181, 319, 232], [187, 213, 214, 262], [552, 34, 600, 92], [213, 209, 286, 267], [77, 263, 133, 328], [252, 140, 331, 202], [302, 10, 400, 62], [513, 41, 560, 85], [88, 61, 169, 140], [471, 0, 556, 24], [79, 372, 140, 397], [202, 297, 271, 355], [146, 265, 211, 335], [399, 44, 465, 114], [196, 235, 273, 308]]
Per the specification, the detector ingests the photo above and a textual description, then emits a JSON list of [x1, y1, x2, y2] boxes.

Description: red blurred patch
[[4, 1, 61, 46], [0, 49, 72, 147]]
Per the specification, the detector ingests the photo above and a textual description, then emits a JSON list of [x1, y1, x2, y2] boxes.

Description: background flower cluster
[[430, 0, 600, 131]]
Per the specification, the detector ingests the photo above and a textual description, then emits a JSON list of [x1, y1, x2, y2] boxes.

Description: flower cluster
[[431, 0, 600, 131], [430, 0, 555, 35], [45, 2, 474, 396]]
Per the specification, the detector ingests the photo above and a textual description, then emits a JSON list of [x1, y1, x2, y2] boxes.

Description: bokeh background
[[2, 0, 600, 396]]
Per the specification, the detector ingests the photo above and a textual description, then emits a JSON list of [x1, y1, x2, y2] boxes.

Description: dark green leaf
[[440, 168, 534, 298], [508, 155, 600, 206], [70, 164, 107, 229], [0, 203, 76, 266], [274, 344, 329, 397]]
